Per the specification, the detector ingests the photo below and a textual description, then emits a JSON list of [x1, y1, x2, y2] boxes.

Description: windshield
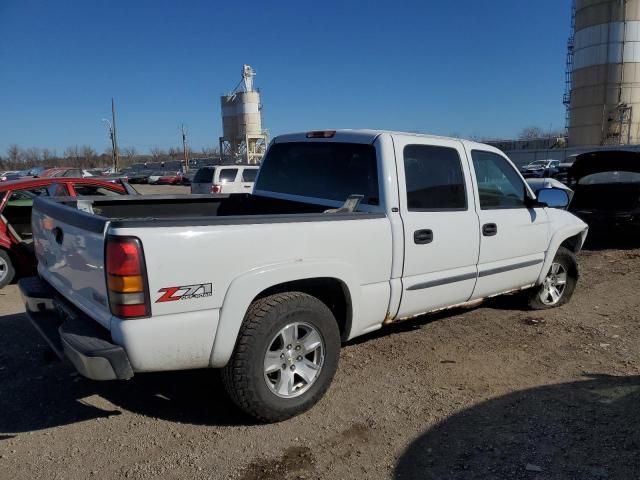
[[256, 142, 379, 205], [578, 171, 640, 185]]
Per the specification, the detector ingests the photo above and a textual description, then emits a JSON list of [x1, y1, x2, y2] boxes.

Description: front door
[[395, 137, 481, 319], [468, 149, 549, 299]]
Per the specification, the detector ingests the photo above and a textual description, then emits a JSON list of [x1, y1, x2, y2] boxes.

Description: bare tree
[[7, 144, 21, 164], [41, 148, 56, 164], [122, 146, 137, 166], [168, 147, 180, 160], [64, 145, 81, 166], [150, 147, 165, 160], [81, 145, 97, 167], [23, 147, 41, 163], [200, 146, 218, 157], [518, 126, 545, 140]]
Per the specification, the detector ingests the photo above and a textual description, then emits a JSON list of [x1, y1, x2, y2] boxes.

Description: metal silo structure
[[567, 0, 640, 146], [219, 65, 268, 164]]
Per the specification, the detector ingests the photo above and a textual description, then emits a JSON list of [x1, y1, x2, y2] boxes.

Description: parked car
[[180, 170, 197, 186], [119, 169, 149, 184], [0, 177, 135, 288], [520, 159, 561, 178], [0, 171, 18, 182], [1, 171, 30, 182], [39, 167, 87, 178], [191, 165, 259, 194], [568, 150, 640, 233], [148, 171, 183, 185], [20, 130, 587, 422]]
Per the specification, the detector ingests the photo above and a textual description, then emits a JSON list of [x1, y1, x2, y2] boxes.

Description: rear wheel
[[528, 247, 578, 310], [0, 250, 15, 289], [222, 292, 340, 423]]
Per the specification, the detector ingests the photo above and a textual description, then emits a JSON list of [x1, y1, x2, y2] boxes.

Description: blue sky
[[0, 0, 572, 155]]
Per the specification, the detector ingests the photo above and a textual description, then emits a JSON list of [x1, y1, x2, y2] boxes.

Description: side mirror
[[537, 187, 569, 209]]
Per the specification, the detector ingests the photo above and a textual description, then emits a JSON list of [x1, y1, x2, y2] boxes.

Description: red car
[[0, 177, 134, 288], [147, 171, 183, 185]]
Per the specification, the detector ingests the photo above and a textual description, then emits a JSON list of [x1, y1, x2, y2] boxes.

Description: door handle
[[482, 223, 497, 237], [414, 229, 434, 244]]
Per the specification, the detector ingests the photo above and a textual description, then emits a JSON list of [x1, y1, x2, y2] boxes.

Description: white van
[[190, 165, 259, 194]]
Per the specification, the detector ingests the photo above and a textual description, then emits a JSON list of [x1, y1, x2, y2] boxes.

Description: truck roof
[[273, 129, 498, 151]]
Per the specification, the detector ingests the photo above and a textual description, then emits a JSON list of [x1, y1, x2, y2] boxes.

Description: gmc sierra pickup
[[20, 130, 588, 422]]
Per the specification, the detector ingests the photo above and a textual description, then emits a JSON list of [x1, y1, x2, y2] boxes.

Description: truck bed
[[34, 194, 381, 232]]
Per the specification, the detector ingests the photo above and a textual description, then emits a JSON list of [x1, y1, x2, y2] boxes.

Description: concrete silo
[[567, 0, 640, 146], [219, 65, 268, 164]]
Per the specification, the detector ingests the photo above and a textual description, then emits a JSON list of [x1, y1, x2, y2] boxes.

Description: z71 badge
[[156, 283, 213, 303]]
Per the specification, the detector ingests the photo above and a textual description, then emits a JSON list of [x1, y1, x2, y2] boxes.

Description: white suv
[[191, 165, 259, 194]]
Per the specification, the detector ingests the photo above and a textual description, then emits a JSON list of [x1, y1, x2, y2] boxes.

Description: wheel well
[[560, 233, 584, 254], [256, 278, 352, 341]]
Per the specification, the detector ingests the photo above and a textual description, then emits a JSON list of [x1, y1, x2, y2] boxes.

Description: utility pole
[[111, 97, 120, 172], [181, 123, 189, 172]]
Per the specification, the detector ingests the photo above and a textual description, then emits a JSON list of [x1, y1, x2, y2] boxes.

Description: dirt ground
[[0, 186, 639, 479]]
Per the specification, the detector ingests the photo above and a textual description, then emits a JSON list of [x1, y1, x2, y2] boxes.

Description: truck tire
[[222, 292, 341, 423], [528, 247, 578, 310], [0, 250, 15, 289]]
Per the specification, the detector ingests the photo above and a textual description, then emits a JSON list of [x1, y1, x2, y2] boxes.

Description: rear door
[[468, 149, 549, 299], [395, 136, 481, 319]]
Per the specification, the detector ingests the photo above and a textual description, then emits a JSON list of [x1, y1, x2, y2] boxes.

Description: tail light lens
[[106, 236, 150, 318], [211, 184, 221, 193]]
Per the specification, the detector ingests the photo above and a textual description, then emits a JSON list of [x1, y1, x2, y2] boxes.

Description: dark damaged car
[[568, 150, 640, 233]]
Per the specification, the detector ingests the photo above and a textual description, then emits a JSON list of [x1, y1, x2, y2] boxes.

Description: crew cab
[[20, 130, 588, 422]]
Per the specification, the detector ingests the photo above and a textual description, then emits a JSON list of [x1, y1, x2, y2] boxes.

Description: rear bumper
[[19, 276, 133, 381]]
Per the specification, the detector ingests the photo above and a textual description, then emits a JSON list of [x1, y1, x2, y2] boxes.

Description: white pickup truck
[[20, 130, 588, 422]]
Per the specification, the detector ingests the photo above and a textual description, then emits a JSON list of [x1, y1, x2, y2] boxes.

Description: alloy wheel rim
[[539, 262, 567, 306], [263, 322, 325, 398], [0, 257, 7, 282]]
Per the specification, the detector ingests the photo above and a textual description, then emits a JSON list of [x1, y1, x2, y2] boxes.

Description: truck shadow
[[394, 374, 640, 479], [0, 312, 251, 435]]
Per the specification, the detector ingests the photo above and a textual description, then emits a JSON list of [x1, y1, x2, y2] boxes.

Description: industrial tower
[[219, 65, 268, 164], [567, 0, 640, 146]]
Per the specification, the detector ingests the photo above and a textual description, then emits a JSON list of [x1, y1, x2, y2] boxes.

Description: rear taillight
[[106, 236, 150, 318], [211, 184, 221, 193]]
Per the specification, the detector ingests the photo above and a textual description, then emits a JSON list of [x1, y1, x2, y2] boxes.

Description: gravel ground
[[0, 185, 639, 479]]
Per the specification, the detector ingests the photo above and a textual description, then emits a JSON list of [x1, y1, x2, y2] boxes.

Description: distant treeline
[[0, 144, 220, 171]]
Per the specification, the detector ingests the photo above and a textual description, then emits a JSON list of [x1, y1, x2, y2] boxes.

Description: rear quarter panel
[[110, 216, 393, 366]]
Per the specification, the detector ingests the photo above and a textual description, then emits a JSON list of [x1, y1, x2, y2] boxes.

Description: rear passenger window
[[403, 145, 467, 211], [219, 169, 238, 183], [242, 169, 258, 182]]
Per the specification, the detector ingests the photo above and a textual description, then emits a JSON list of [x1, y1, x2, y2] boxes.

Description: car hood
[[569, 150, 640, 180]]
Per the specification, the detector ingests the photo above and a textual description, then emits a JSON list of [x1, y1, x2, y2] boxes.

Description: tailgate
[[32, 197, 113, 329]]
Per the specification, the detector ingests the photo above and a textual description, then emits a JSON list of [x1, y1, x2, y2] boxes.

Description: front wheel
[[528, 247, 578, 310], [0, 250, 15, 289], [222, 292, 341, 423]]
